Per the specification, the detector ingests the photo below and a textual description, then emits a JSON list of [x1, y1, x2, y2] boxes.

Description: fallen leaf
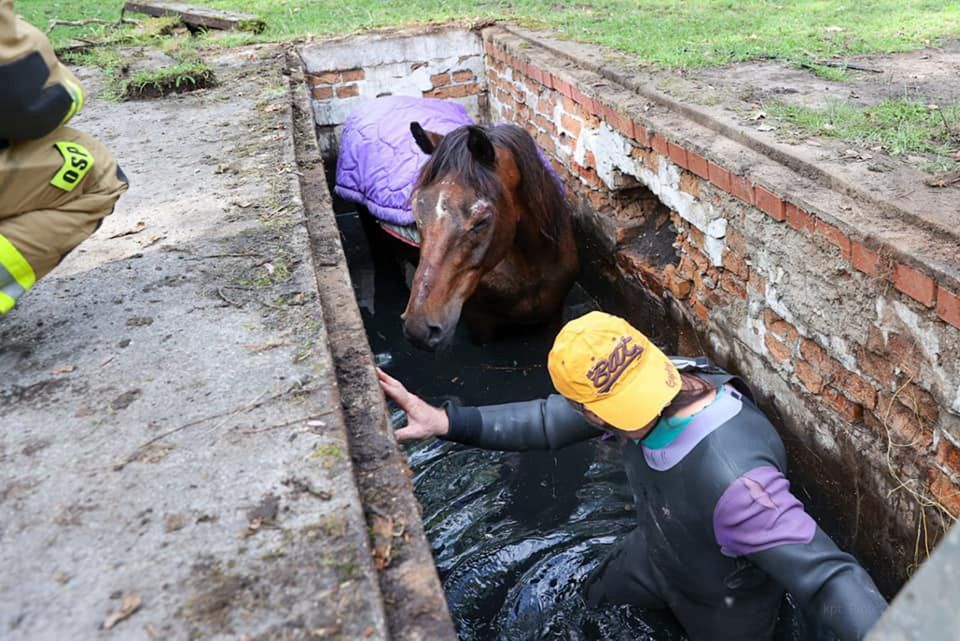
[[242, 340, 286, 353], [52, 364, 75, 375], [756, 124, 776, 132], [108, 221, 146, 239], [138, 235, 165, 249], [264, 103, 284, 112], [103, 593, 142, 629], [371, 514, 394, 570], [751, 110, 767, 121]]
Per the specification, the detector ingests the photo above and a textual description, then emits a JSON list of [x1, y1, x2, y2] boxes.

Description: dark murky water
[[338, 207, 817, 641]]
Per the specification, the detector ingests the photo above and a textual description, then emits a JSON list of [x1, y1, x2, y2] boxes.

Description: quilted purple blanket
[[334, 96, 474, 226]]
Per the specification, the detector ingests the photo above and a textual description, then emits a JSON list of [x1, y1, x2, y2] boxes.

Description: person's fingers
[[393, 426, 421, 442]]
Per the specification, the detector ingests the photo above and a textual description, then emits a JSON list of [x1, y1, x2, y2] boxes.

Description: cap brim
[[583, 344, 680, 431]]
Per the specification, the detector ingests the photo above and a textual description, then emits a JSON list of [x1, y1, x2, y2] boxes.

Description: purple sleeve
[[712, 465, 816, 557]]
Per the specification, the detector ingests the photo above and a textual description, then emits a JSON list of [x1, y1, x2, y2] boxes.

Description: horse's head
[[401, 123, 523, 350]]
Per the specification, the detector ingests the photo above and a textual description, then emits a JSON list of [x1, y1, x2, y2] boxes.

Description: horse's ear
[[466, 126, 496, 167], [411, 122, 442, 155]]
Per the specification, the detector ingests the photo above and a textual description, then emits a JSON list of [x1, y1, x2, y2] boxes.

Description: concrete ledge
[[286, 52, 459, 641], [0, 46, 388, 640]]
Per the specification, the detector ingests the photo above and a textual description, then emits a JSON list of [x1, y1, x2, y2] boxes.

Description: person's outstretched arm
[[377, 368, 600, 450]]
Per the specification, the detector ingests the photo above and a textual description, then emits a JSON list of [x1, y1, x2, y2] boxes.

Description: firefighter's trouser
[[0, 126, 127, 313]]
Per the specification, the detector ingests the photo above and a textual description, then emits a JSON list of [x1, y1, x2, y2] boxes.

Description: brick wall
[[483, 28, 960, 587], [299, 29, 488, 156]]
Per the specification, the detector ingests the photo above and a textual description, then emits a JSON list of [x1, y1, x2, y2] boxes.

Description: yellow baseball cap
[[547, 311, 681, 431]]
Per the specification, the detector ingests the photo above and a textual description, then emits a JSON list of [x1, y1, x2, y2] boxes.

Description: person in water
[[377, 310, 887, 641]]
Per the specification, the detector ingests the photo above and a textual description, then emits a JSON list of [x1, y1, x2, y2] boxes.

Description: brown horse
[[402, 122, 578, 351]]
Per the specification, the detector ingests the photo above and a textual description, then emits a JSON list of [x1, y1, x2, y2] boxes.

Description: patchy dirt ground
[[643, 40, 960, 237], [668, 40, 960, 171], [0, 46, 396, 641]]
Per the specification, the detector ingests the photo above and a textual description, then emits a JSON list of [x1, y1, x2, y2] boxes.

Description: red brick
[[707, 161, 731, 193], [851, 242, 881, 277], [784, 203, 815, 233], [336, 84, 359, 98], [822, 386, 864, 423], [896, 383, 940, 424], [452, 69, 476, 83], [650, 132, 669, 156], [661, 264, 693, 300], [527, 64, 544, 85], [693, 300, 709, 321], [722, 250, 749, 280], [609, 110, 634, 141], [720, 271, 747, 299], [679, 172, 701, 198], [815, 219, 852, 260], [764, 333, 791, 363], [725, 227, 748, 256], [560, 113, 582, 136], [834, 369, 877, 410], [893, 263, 937, 307], [764, 309, 799, 345], [799, 338, 839, 378], [927, 468, 960, 517], [554, 77, 573, 98], [730, 174, 755, 205], [483, 40, 496, 56], [796, 360, 824, 394], [886, 332, 924, 378], [667, 141, 688, 168], [461, 82, 482, 96], [633, 122, 651, 147], [876, 394, 933, 449], [684, 150, 709, 180], [425, 84, 468, 99], [857, 347, 896, 391], [310, 85, 333, 100], [754, 186, 785, 221], [341, 68, 364, 82], [937, 438, 960, 476], [430, 72, 452, 87], [540, 70, 555, 90], [677, 254, 697, 280], [937, 286, 960, 330], [310, 70, 340, 84]]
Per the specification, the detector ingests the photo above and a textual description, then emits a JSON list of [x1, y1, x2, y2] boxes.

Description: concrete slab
[[0, 46, 388, 640]]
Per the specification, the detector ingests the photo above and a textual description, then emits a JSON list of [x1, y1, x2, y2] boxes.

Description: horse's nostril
[[426, 322, 444, 343]]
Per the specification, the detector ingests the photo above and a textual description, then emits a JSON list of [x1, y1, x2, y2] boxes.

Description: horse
[[402, 122, 578, 351]]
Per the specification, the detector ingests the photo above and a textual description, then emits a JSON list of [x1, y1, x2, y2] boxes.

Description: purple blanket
[[335, 96, 474, 226]]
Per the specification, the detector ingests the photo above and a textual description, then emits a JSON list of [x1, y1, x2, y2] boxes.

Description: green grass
[[767, 98, 960, 172], [21, 1, 960, 69], [122, 60, 215, 98]]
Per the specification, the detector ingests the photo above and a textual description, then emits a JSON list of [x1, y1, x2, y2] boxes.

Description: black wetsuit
[[442, 357, 886, 641]]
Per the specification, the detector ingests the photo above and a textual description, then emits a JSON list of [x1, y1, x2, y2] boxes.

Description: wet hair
[[662, 372, 715, 416], [415, 123, 570, 245]]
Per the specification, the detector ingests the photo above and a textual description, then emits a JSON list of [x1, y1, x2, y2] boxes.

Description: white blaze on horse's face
[[403, 180, 498, 350]]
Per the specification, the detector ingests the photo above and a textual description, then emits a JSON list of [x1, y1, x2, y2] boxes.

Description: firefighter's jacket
[[0, 0, 127, 314]]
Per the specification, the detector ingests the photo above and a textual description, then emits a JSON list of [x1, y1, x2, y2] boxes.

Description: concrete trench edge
[[284, 50, 459, 641]]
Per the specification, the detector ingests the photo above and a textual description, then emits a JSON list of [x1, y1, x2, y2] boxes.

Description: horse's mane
[[416, 124, 570, 244]]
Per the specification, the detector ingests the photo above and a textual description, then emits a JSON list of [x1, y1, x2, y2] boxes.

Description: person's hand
[[377, 368, 449, 442]]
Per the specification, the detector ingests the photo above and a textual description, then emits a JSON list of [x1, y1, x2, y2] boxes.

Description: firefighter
[[0, 0, 128, 314]]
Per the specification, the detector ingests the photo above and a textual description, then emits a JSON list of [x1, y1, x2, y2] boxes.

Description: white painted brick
[[299, 30, 482, 71]]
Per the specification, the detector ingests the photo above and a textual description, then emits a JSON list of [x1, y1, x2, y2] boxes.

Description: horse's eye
[[469, 218, 490, 234]]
